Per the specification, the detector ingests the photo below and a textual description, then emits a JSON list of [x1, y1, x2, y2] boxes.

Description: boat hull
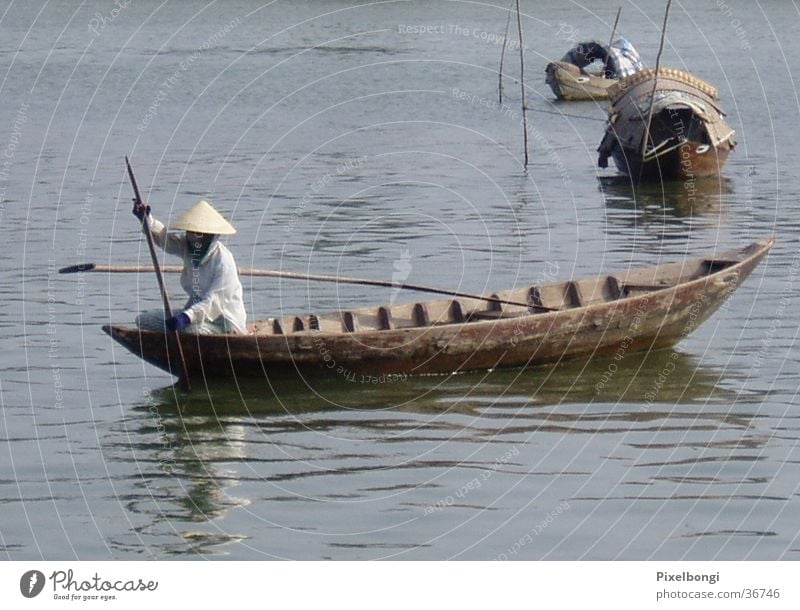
[[104, 240, 772, 382], [611, 138, 731, 180]]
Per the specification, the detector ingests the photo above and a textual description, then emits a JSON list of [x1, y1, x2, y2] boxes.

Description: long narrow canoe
[[104, 239, 772, 382]]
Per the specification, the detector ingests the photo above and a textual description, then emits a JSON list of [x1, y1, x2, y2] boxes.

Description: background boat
[[545, 39, 644, 101], [598, 68, 737, 180]]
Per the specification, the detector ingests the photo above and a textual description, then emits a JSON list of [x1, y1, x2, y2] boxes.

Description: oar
[[125, 157, 192, 392], [60, 262, 557, 311]]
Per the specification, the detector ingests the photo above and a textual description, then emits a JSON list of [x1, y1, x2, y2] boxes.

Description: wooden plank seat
[[529, 282, 583, 310], [341, 310, 382, 333]]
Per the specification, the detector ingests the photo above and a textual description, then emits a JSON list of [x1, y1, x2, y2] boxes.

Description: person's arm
[[144, 215, 185, 257], [132, 201, 185, 256]]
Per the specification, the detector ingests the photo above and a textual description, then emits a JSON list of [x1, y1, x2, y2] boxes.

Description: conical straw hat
[[172, 199, 236, 235]]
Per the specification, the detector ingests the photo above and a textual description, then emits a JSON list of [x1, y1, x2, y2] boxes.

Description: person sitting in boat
[[562, 41, 608, 75], [561, 39, 643, 80], [132, 198, 247, 335], [604, 38, 644, 79]]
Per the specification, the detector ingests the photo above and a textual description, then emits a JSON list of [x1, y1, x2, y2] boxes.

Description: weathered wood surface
[[104, 239, 773, 380]]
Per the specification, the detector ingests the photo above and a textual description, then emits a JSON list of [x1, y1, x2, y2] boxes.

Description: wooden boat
[[597, 68, 736, 180], [545, 39, 643, 101], [545, 60, 616, 101], [104, 239, 772, 383]]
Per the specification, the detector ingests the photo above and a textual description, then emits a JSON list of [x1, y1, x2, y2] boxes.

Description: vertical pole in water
[[607, 7, 622, 49], [515, 0, 529, 167], [498, 1, 513, 105], [639, 0, 673, 182]]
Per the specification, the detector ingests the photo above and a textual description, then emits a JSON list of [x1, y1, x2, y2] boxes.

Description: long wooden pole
[[125, 157, 192, 392], [515, 0, 529, 167], [498, 0, 514, 105], [60, 262, 556, 311], [638, 0, 673, 182]]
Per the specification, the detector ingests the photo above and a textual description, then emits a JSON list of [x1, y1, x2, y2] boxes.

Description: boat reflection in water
[[115, 347, 762, 557], [148, 347, 747, 416], [599, 174, 733, 220], [120, 407, 251, 556]]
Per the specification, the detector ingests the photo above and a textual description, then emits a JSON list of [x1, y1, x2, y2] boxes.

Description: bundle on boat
[[545, 39, 644, 101], [103, 239, 772, 382], [597, 67, 736, 180]]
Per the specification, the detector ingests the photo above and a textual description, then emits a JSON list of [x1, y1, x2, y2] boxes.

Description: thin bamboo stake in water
[[498, 0, 514, 105], [515, 0, 529, 167], [638, 0, 673, 182], [607, 7, 622, 49]]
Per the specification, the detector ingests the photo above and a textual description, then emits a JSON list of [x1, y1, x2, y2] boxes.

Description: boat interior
[[251, 250, 748, 336], [651, 107, 710, 142]]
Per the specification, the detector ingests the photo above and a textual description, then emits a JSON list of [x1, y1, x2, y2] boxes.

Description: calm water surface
[[1, 0, 799, 559]]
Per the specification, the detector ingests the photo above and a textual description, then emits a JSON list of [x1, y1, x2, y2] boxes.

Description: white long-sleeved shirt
[[145, 215, 247, 334]]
